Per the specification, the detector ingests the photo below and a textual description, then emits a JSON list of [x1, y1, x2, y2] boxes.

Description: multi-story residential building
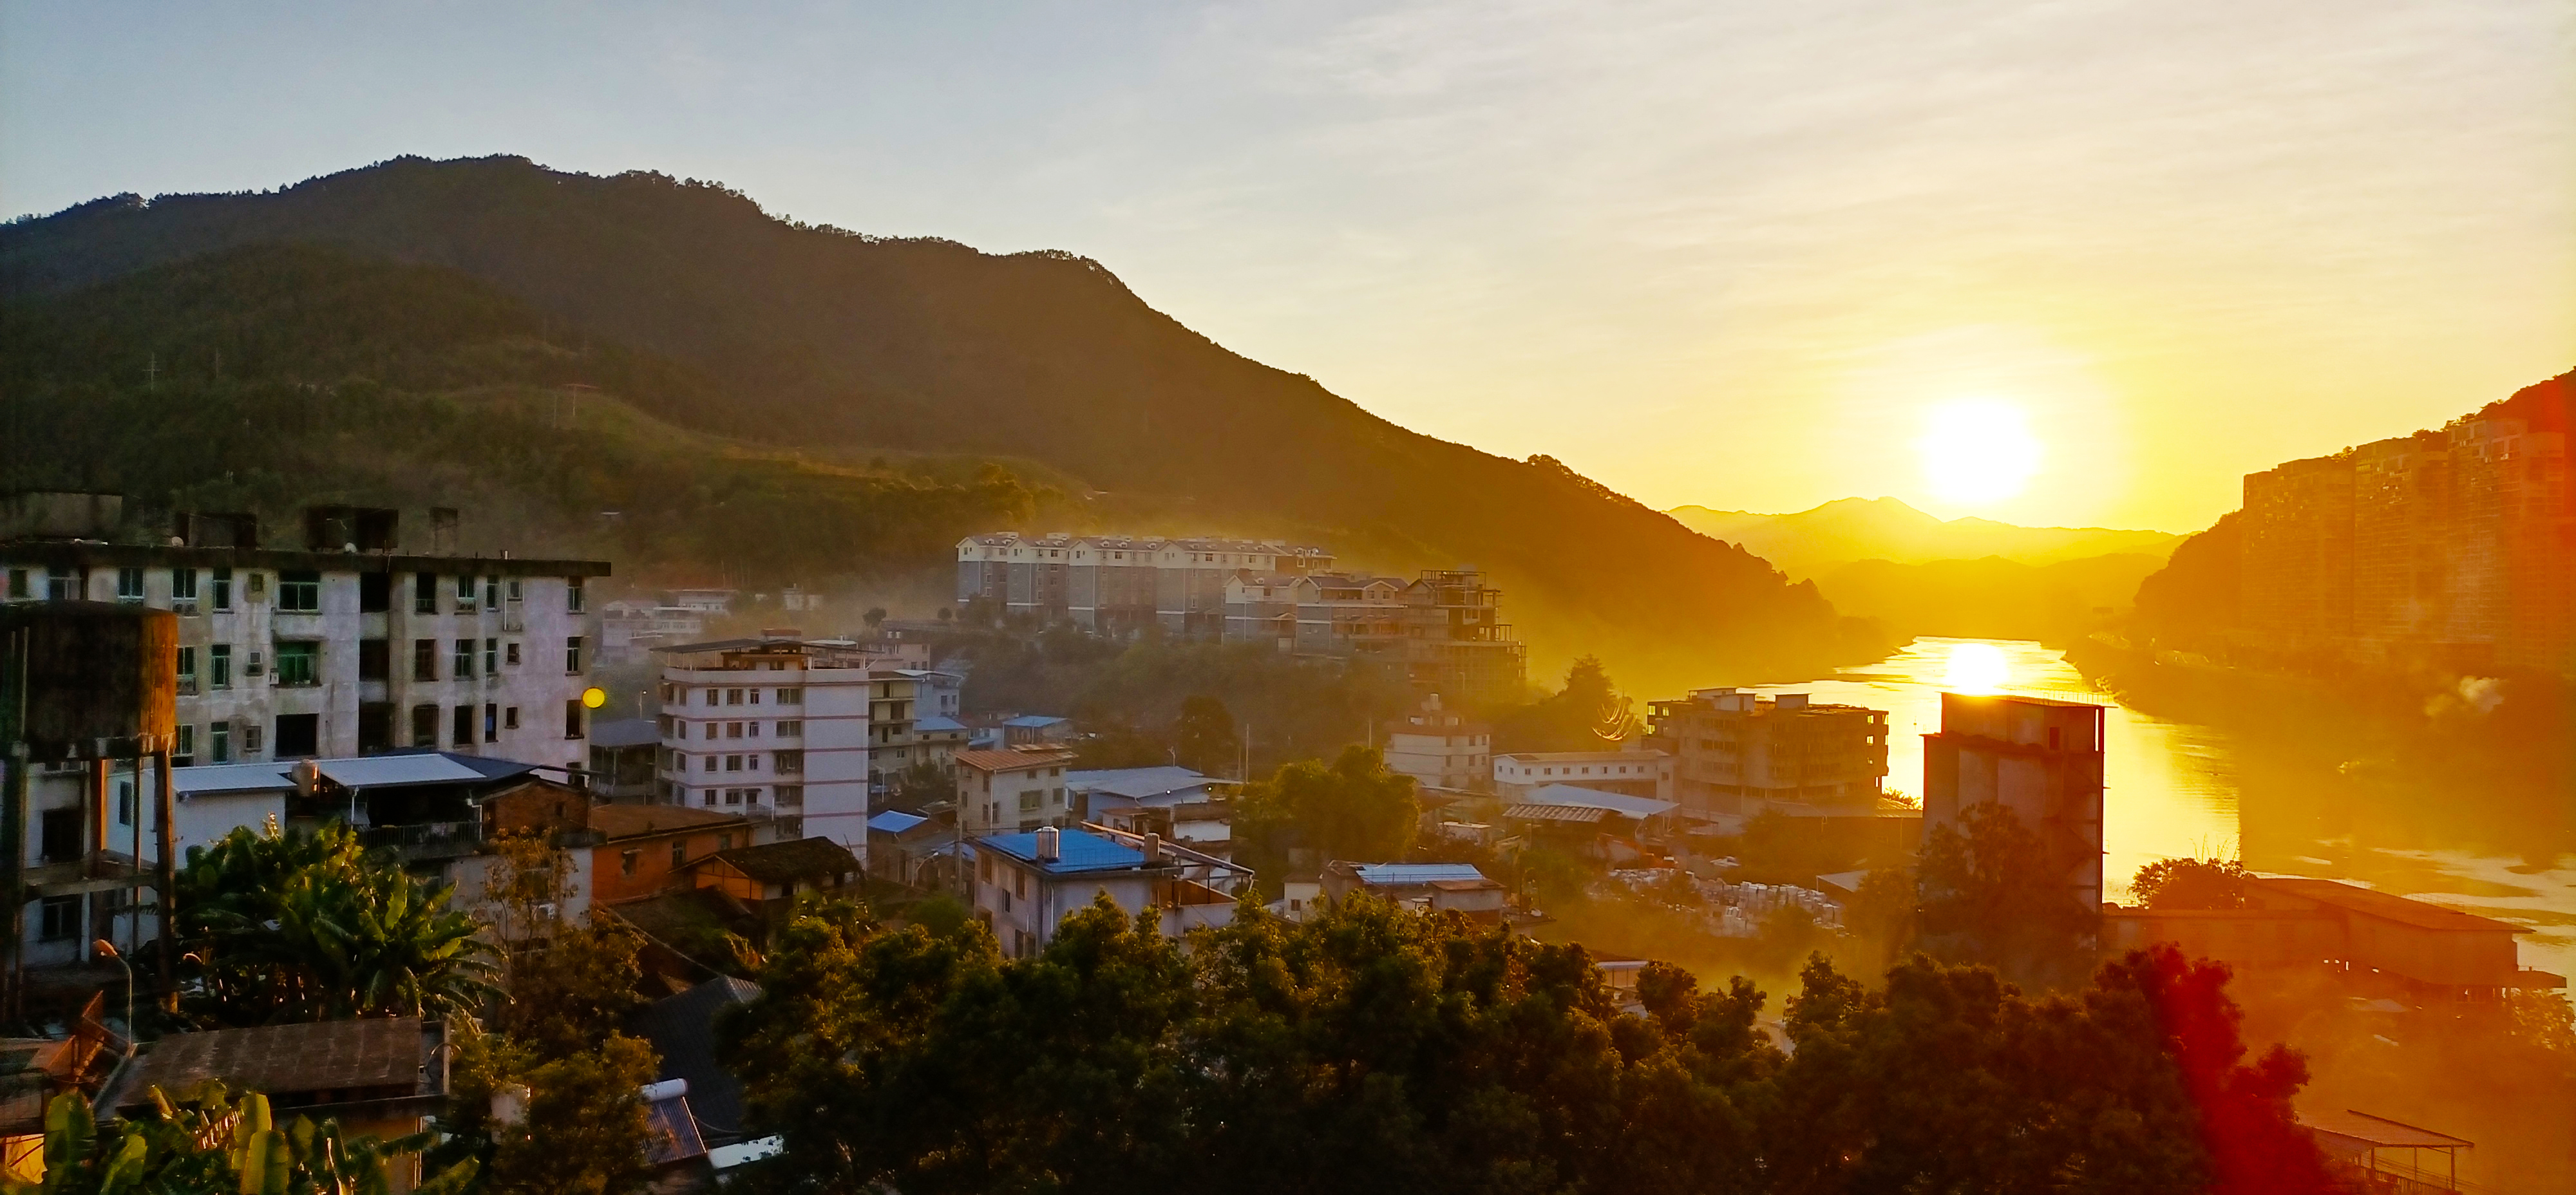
[[600, 600, 708, 666], [0, 498, 609, 773], [1922, 692, 2106, 915], [969, 824, 1248, 957], [2238, 372, 2572, 674], [1382, 695, 1491, 793], [1645, 688, 1888, 816], [952, 747, 1077, 835], [864, 670, 969, 804], [956, 532, 1334, 635], [1227, 569, 1526, 703], [1492, 749, 1674, 803], [653, 637, 873, 852]]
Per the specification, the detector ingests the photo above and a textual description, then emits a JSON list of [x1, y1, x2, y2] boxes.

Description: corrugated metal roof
[[867, 810, 929, 834], [914, 715, 967, 732], [1504, 802, 1610, 824], [1350, 863, 1491, 886], [1523, 784, 1677, 820], [588, 717, 661, 748], [2297, 1109, 2472, 1149], [171, 763, 295, 796], [977, 829, 1146, 874], [312, 755, 497, 789], [1002, 715, 1070, 728]]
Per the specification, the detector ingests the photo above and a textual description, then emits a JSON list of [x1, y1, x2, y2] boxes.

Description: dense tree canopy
[[1915, 801, 2096, 986], [1231, 746, 1420, 890], [717, 894, 2332, 1194]]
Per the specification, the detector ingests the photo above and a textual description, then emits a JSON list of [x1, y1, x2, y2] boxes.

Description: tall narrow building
[[1921, 693, 2106, 913]]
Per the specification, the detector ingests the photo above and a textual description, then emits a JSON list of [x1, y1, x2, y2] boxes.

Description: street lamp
[[93, 939, 133, 1042]]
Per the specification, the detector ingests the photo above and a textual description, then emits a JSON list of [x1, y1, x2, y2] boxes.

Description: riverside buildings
[[1922, 692, 2107, 914], [952, 533, 1528, 704], [1645, 688, 1888, 816], [2238, 372, 2573, 675]]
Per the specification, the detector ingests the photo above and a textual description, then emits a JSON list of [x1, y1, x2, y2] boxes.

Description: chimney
[[1034, 825, 1061, 863], [1142, 832, 1164, 866]]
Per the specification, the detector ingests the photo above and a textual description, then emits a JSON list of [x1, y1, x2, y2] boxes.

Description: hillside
[[1669, 496, 2182, 579], [0, 155, 1883, 694], [1813, 553, 2169, 645]]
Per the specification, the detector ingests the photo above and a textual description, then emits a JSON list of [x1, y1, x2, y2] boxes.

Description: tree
[[1233, 746, 1419, 887], [9, 1084, 473, 1195], [2132, 856, 2251, 910], [1915, 802, 2093, 986], [1843, 867, 1915, 969], [477, 1036, 660, 1195], [1172, 693, 1237, 776], [894, 758, 959, 806], [864, 606, 888, 629], [175, 822, 496, 1026], [1493, 656, 1638, 751]]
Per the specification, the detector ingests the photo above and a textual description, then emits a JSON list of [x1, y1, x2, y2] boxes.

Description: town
[[0, 489, 2561, 1192]]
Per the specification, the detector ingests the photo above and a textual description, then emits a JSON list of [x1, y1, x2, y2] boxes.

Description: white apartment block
[[956, 532, 1333, 637], [654, 638, 872, 853], [1492, 749, 1675, 804]]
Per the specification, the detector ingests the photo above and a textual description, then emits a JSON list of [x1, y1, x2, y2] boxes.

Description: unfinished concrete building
[[1922, 693, 2107, 914], [1645, 688, 1888, 816]]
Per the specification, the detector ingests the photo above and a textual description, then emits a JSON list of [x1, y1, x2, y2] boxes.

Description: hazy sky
[[6, 1, 2568, 531]]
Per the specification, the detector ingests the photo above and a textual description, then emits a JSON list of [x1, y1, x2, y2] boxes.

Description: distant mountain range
[[1667, 496, 2184, 579], [0, 155, 1884, 697]]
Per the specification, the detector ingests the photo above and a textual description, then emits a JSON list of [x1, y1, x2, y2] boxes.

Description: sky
[[5, 1, 2568, 532]]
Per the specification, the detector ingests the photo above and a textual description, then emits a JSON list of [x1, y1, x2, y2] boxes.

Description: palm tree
[[178, 822, 498, 1026]]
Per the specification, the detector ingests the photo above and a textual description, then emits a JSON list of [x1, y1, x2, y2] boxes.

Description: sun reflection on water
[[1942, 641, 2010, 692]]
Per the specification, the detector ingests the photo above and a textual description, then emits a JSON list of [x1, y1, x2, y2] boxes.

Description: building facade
[[1382, 696, 1491, 793], [970, 825, 1248, 957], [1921, 693, 2106, 914], [1645, 689, 1888, 816], [1492, 749, 1674, 803], [2238, 372, 2573, 674], [957, 532, 1334, 636], [1226, 569, 1526, 704], [654, 638, 873, 851], [952, 747, 1078, 835]]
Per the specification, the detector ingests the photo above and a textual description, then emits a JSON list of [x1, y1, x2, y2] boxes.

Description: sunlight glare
[[1917, 399, 2043, 506], [1944, 642, 2010, 693]]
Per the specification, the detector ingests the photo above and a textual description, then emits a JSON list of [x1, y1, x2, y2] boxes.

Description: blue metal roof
[[866, 810, 929, 834], [976, 829, 1145, 875], [1002, 715, 1070, 728], [914, 715, 967, 732], [1350, 863, 1492, 886]]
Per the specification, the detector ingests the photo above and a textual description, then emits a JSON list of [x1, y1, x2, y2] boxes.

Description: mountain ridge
[[1667, 495, 2184, 579], [0, 154, 1886, 695]]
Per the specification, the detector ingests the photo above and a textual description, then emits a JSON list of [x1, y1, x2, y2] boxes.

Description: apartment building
[[2239, 372, 2572, 673], [654, 637, 873, 852], [1492, 749, 1674, 803], [956, 532, 1334, 635], [1383, 695, 1491, 793], [865, 670, 968, 804], [971, 824, 1249, 957], [1226, 568, 1527, 704], [1645, 688, 1889, 816], [0, 498, 607, 773], [953, 747, 1078, 835]]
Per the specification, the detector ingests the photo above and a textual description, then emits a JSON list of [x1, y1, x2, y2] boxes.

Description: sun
[[1944, 642, 2010, 693], [1917, 399, 2042, 506]]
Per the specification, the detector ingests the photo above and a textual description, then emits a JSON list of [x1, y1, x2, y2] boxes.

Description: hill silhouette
[[0, 155, 1882, 694], [1668, 496, 2181, 579]]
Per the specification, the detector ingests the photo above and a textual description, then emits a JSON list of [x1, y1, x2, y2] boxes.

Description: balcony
[[357, 820, 480, 861]]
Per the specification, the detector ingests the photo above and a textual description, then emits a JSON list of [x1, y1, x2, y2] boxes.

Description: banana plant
[[5, 1086, 475, 1195]]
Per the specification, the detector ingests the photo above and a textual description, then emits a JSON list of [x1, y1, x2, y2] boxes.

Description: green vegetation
[[716, 894, 2334, 1194], [174, 823, 495, 1025], [3, 156, 1887, 689], [11, 1084, 471, 1195], [2132, 856, 2252, 910], [1914, 802, 2096, 988], [1232, 746, 1420, 891], [1489, 655, 1640, 752]]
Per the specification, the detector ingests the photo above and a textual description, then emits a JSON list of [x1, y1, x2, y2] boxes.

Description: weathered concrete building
[[1922, 693, 2107, 914], [1646, 688, 1888, 816], [956, 532, 1334, 636]]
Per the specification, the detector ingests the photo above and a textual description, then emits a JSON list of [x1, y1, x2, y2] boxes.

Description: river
[[1741, 637, 2576, 983]]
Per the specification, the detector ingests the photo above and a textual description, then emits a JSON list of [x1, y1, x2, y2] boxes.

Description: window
[[274, 713, 316, 758], [46, 568, 76, 601], [411, 704, 440, 748], [567, 578, 587, 613], [726, 688, 743, 706], [359, 572, 390, 613], [773, 751, 803, 774], [457, 574, 477, 603], [5, 569, 23, 599], [748, 689, 761, 705], [117, 778, 135, 827], [705, 757, 718, 772], [746, 754, 761, 771], [415, 572, 437, 614], [407, 638, 435, 681], [357, 638, 390, 682], [506, 641, 521, 667], [176, 646, 198, 694], [564, 700, 585, 740], [777, 720, 802, 737], [670, 840, 687, 869], [211, 568, 232, 610], [777, 687, 802, 704], [453, 639, 475, 677], [1019, 790, 1041, 812], [210, 722, 231, 764], [496, 706, 516, 733], [726, 722, 743, 739], [486, 703, 500, 742], [172, 568, 198, 603], [747, 721, 761, 738], [565, 636, 583, 673], [274, 641, 319, 686], [701, 787, 715, 805], [719, 833, 734, 851], [115, 567, 144, 602], [723, 788, 743, 806], [775, 784, 802, 807], [277, 570, 321, 612], [38, 896, 79, 942], [484, 637, 498, 675], [175, 724, 195, 766], [620, 849, 640, 878], [242, 721, 263, 754], [507, 579, 522, 603], [724, 754, 742, 772], [453, 705, 475, 748], [209, 644, 232, 690], [484, 579, 499, 611]]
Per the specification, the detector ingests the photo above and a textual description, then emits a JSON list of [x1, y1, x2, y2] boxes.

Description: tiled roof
[[702, 837, 860, 885]]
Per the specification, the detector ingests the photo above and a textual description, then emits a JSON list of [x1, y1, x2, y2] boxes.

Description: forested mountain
[[1, 155, 1881, 692]]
